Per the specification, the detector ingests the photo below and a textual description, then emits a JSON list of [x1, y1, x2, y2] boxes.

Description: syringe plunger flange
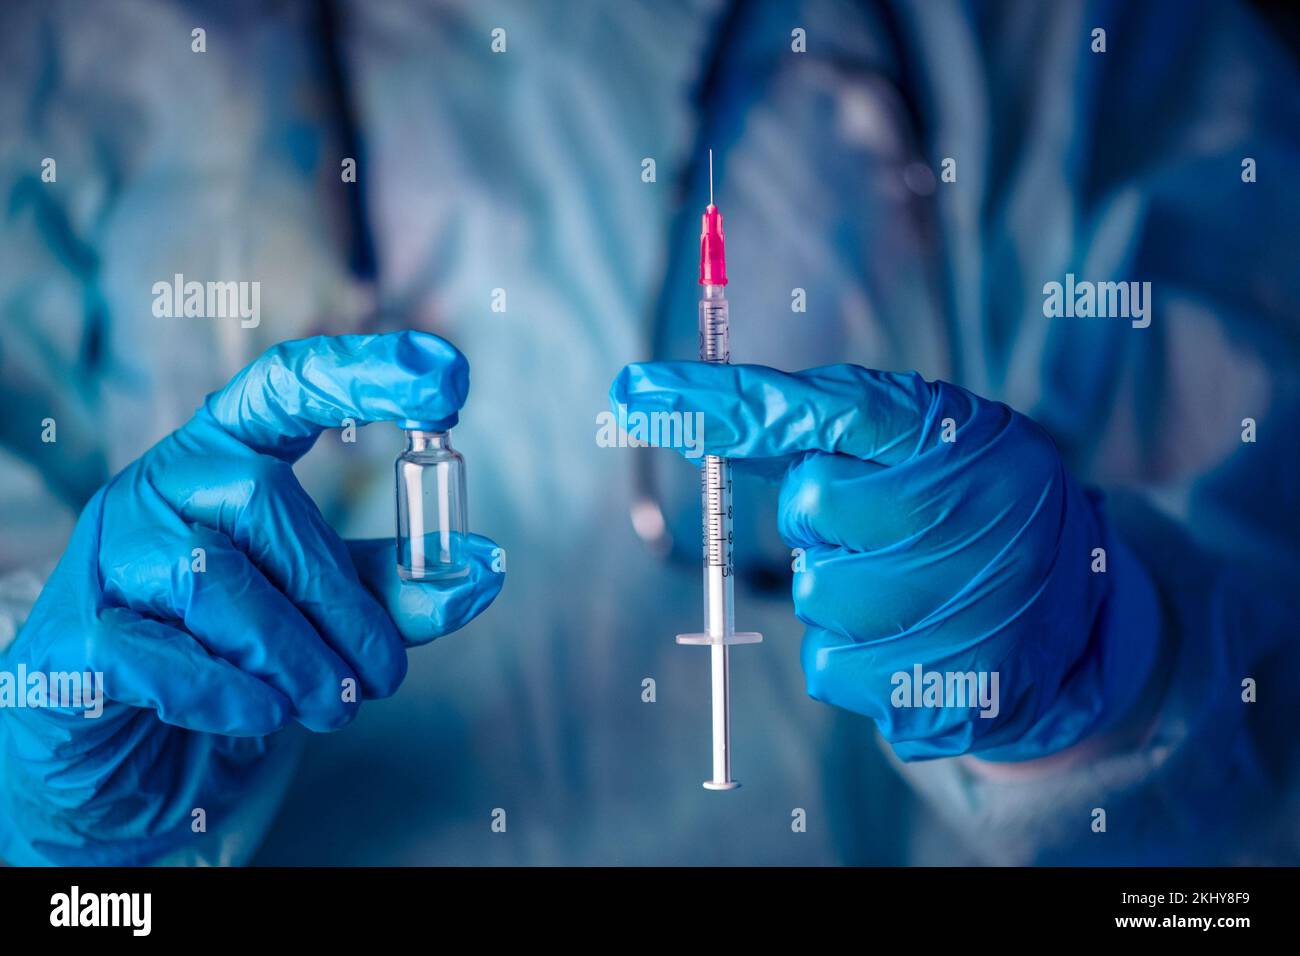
[[675, 632, 763, 646]]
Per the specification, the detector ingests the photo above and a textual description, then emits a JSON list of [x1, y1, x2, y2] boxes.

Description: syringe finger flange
[[675, 631, 763, 646]]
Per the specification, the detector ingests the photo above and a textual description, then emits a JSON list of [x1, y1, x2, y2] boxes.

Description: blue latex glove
[[613, 362, 1160, 762], [0, 332, 504, 865]]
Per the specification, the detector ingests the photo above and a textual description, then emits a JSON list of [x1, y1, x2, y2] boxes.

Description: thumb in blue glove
[[612, 361, 1160, 762]]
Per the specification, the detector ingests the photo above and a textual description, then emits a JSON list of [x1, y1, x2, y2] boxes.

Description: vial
[[395, 415, 470, 581]]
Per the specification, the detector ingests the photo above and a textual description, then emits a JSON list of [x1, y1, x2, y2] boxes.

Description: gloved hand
[[0, 332, 504, 865], [613, 362, 1160, 762]]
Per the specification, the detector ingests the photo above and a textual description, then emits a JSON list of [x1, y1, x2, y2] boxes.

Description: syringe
[[675, 151, 762, 791]]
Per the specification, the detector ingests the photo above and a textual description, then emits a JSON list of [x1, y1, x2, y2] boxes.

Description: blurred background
[[2, 0, 1298, 864]]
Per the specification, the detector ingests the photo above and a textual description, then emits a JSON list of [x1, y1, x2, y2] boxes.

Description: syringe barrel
[[700, 456, 735, 640], [698, 284, 729, 363], [698, 284, 734, 641]]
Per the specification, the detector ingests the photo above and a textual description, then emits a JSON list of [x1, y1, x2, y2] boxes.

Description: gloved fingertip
[[609, 361, 679, 404], [346, 534, 504, 648], [361, 643, 409, 700], [296, 698, 361, 733], [413, 539, 505, 641], [393, 331, 470, 405], [264, 693, 294, 733], [608, 364, 637, 407], [798, 626, 855, 709]]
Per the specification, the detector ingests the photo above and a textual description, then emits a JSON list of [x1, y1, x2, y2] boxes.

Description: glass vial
[[395, 416, 469, 581]]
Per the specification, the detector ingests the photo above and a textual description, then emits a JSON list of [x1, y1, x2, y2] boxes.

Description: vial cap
[[398, 413, 458, 431]]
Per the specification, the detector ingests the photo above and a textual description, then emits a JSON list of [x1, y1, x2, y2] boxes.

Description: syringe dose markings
[[702, 458, 734, 571], [700, 298, 733, 571], [700, 301, 728, 361]]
